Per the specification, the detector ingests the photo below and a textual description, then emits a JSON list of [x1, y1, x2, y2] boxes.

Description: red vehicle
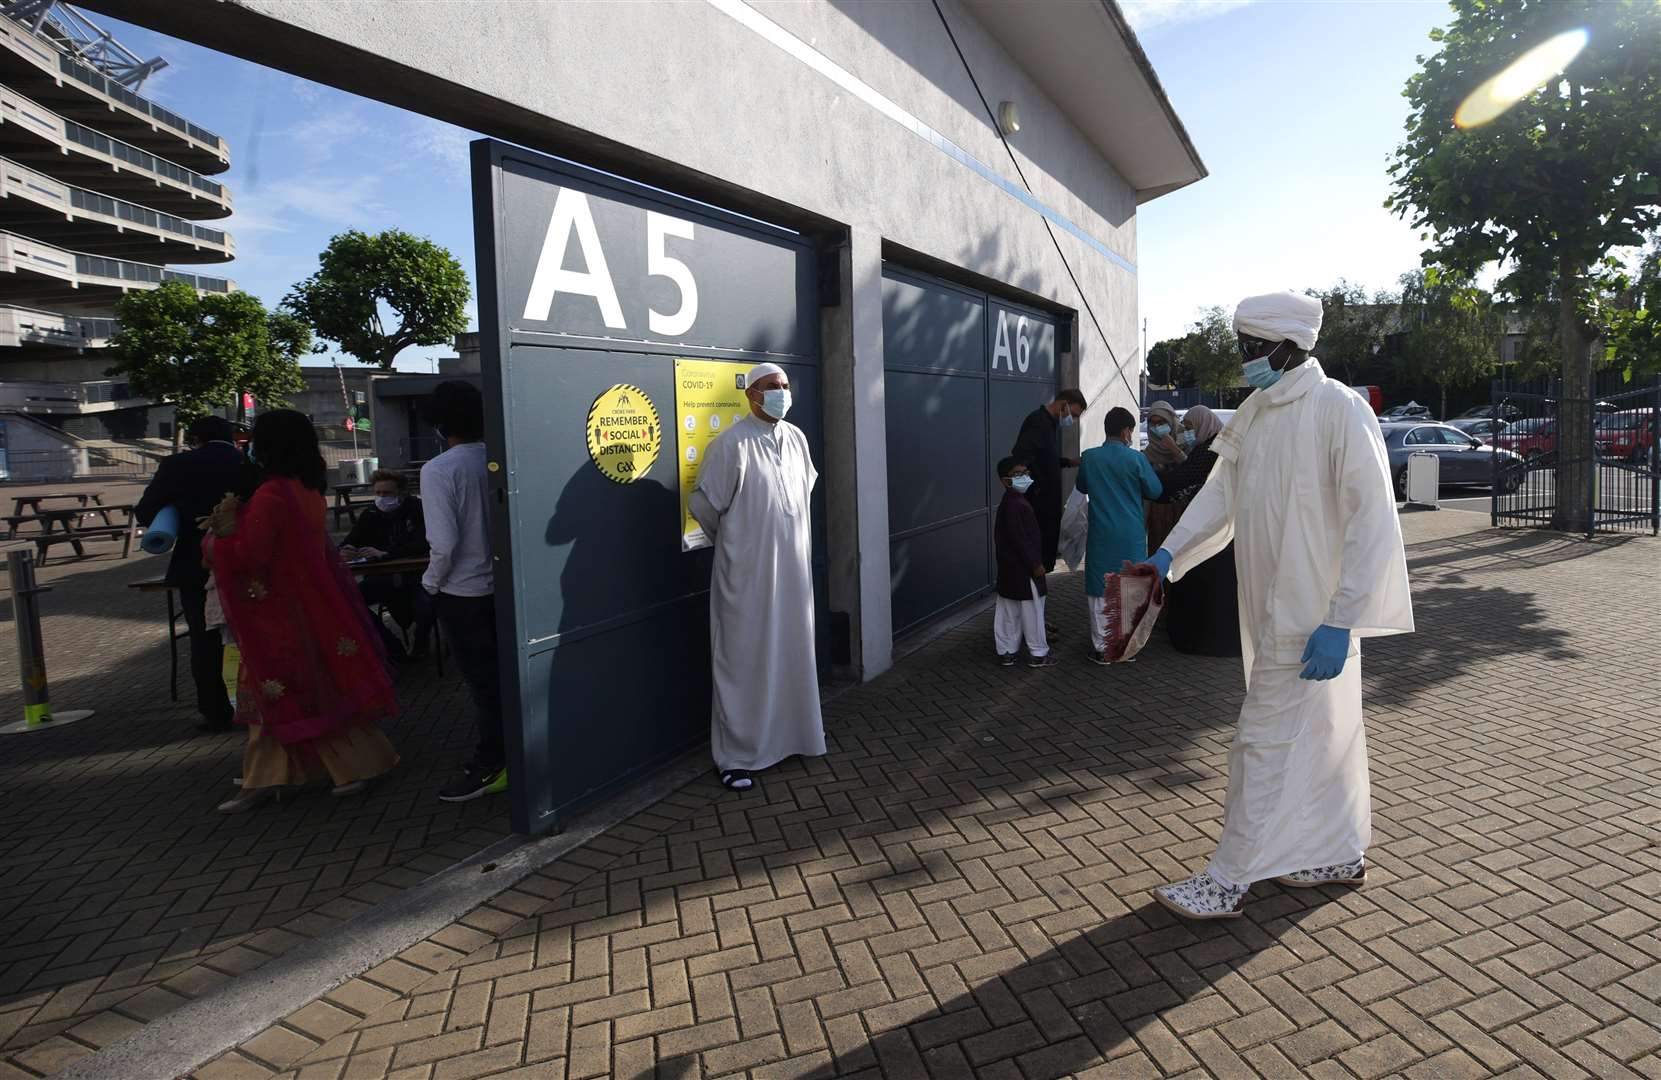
[[1596, 409, 1656, 462], [1350, 385, 1383, 414], [1495, 417, 1556, 462]]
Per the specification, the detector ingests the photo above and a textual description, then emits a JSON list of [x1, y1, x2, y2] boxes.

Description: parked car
[[1450, 417, 1503, 442], [1494, 417, 1557, 463], [1382, 402, 1435, 422], [1596, 408, 1657, 462], [1383, 422, 1525, 498], [1454, 403, 1521, 421]]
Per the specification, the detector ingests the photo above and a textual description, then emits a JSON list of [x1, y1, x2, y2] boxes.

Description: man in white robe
[[1139, 291, 1414, 919], [688, 362, 827, 791]]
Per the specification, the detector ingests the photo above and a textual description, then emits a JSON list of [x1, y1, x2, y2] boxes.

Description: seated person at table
[[340, 470, 431, 659]]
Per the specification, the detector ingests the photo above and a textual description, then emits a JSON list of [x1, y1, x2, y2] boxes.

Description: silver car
[[1380, 421, 1525, 498]]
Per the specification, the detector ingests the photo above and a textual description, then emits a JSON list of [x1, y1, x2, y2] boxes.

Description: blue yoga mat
[[141, 504, 179, 555]]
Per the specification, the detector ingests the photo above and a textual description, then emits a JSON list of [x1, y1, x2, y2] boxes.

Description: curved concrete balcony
[[0, 17, 227, 175], [0, 83, 231, 218], [0, 156, 234, 264], [0, 302, 113, 349], [0, 229, 231, 307]]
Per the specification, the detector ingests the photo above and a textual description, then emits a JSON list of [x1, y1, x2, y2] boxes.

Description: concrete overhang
[[959, 0, 1206, 204]]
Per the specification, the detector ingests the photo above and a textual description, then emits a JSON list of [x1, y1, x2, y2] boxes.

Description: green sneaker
[[438, 763, 508, 803]]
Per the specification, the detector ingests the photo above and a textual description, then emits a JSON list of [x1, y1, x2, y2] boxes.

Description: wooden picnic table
[[6, 503, 138, 563], [331, 484, 377, 529], [128, 577, 183, 702], [9, 491, 103, 519], [347, 554, 430, 578]]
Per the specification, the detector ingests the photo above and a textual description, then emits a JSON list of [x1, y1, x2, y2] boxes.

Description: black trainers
[[1090, 649, 1110, 666], [438, 762, 508, 803], [1027, 653, 1060, 669], [998, 653, 1017, 667]]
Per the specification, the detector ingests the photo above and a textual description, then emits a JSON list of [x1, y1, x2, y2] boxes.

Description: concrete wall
[[96, 0, 1154, 678]]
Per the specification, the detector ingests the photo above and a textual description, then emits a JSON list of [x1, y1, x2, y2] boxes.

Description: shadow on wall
[[826, 0, 1138, 234]]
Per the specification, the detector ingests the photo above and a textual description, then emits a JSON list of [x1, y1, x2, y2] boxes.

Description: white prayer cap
[[745, 362, 785, 388], [1232, 291, 1323, 351]]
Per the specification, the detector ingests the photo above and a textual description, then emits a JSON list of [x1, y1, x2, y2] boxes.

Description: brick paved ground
[[174, 516, 1660, 1080], [0, 497, 510, 1077]]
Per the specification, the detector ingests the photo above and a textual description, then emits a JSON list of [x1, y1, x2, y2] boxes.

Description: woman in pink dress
[[203, 410, 399, 813]]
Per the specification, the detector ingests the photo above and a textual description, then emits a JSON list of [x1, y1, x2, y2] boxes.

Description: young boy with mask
[[993, 457, 1055, 668]]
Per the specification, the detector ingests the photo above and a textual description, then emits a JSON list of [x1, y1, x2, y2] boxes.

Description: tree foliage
[[1307, 280, 1396, 384], [1147, 337, 1194, 388], [1395, 267, 1504, 417], [1601, 235, 1661, 378], [1186, 306, 1241, 398], [284, 229, 470, 369], [106, 282, 309, 437], [1388, 0, 1660, 527]]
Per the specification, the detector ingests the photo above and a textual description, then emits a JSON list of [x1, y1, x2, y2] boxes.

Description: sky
[[1125, 0, 1453, 350], [91, 0, 1455, 371], [88, 15, 481, 372]]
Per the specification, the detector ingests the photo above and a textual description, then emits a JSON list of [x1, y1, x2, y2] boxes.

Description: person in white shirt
[[688, 362, 826, 791], [419, 381, 505, 803], [1138, 291, 1414, 919]]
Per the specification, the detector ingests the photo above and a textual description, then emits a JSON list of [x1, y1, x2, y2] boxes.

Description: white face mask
[[759, 387, 792, 420], [1010, 474, 1034, 493], [1059, 413, 1075, 429], [374, 496, 402, 513]]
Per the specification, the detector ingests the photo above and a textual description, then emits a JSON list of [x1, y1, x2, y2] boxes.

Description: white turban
[[1232, 291, 1323, 351], [745, 362, 785, 388]]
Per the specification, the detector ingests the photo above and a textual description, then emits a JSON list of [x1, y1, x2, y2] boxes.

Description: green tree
[[1388, 0, 1661, 530], [1308, 280, 1395, 385], [1396, 267, 1504, 419], [1146, 337, 1195, 388], [284, 228, 470, 369], [1186, 306, 1241, 399], [1600, 235, 1661, 379], [106, 282, 309, 447]]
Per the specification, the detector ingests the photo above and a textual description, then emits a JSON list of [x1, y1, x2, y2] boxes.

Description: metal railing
[[1491, 374, 1659, 536], [62, 119, 223, 197], [55, 50, 220, 149], [73, 252, 230, 292], [0, 156, 233, 250]]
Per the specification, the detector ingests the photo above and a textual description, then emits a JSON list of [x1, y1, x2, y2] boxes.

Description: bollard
[[3, 548, 93, 734]]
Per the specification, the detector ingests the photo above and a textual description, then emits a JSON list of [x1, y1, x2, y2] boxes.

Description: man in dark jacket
[[135, 415, 248, 732], [1011, 388, 1087, 573], [993, 457, 1054, 668], [341, 469, 431, 659]]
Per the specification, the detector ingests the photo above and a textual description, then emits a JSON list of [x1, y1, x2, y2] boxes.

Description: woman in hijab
[[1143, 400, 1187, 554], [1153, 405, 1241, 657], [203, 410, 400, 813]]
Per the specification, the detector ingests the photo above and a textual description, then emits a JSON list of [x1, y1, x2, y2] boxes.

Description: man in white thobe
[[688, 362, 826, 791], [1139, 291, 1414, 919]]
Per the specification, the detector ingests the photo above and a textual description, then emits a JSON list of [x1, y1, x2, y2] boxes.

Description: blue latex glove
[[1146, 549, 1173, 582], [1300, 624, 1350, 681]]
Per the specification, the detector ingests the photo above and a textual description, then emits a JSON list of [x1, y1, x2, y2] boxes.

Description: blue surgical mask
[[1151, 423, 1170, 437], [760, 388, 792, 420], [1010, 474, 1034, 493], [375, 496, 402, 513], [1181, 430, 1197, 448], [1059, 413, 1075, 429], [1242, 354, 1283, 391]]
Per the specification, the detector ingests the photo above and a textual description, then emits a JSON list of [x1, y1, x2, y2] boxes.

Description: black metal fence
[[1491, 373, 1659, 536]]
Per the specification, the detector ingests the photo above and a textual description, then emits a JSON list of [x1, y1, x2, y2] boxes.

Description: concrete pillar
[[820, 225, 892, 682]]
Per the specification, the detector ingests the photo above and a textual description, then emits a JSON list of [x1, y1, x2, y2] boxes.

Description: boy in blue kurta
[[1074, 405, 1162, 663]]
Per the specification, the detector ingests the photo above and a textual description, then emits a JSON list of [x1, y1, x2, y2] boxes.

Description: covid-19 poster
[[674, 358, 752, 551]]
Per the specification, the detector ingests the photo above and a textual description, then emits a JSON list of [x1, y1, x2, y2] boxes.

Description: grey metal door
[[882, 266, 1058, 638], [472, 141, 823, 834]]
